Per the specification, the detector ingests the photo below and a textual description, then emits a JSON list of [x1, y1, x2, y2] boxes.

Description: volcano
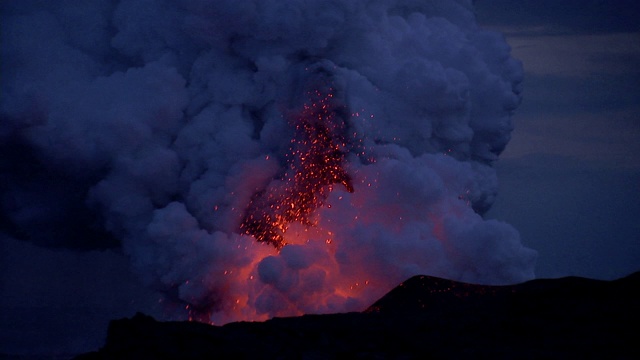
[[75, 271, 639, 359], [1, 0, 539, 326]]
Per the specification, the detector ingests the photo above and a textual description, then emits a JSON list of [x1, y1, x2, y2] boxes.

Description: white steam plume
[[1, 0, 535, 323]]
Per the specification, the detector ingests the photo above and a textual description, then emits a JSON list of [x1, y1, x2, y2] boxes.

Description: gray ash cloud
[[1, 0, 535, 322]]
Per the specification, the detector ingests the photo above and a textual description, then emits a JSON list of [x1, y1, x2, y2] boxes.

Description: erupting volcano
[[240, 84, 354, 249], [1, 0, 537, 326]]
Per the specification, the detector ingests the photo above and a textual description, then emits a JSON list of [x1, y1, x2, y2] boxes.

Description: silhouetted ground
[[75, 272, 639, 359]]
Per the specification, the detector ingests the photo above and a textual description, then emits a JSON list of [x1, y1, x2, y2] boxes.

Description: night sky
[[1, 0, 639, 357], [476, 0, 640, 280]]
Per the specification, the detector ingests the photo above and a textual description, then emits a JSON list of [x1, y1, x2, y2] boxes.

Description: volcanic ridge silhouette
[[76, 272, 639, 359]]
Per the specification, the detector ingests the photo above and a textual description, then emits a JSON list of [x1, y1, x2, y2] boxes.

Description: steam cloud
[[1, 0, 536, 323]]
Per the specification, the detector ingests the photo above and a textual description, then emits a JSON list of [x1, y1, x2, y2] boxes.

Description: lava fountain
[[240, 83, 354, 249]]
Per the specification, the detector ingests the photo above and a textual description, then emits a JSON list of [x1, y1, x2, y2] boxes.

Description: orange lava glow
[[192, 84, 463, 324], [239, 87, 354, 249]]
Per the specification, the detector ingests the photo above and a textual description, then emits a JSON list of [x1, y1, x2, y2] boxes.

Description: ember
[[240, 85, 354, 249]]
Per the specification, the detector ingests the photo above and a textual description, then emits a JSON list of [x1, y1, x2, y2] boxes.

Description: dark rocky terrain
[[76, 272, 639, 359]]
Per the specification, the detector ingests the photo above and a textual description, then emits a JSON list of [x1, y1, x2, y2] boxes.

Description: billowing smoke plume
[[1, 0, 535, 323]]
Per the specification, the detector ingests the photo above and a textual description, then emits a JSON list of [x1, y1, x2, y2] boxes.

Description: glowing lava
[[240, 87, 354, 249]]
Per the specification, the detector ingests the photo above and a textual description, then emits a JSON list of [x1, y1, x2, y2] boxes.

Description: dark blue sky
[[476, 0, 640, 279]]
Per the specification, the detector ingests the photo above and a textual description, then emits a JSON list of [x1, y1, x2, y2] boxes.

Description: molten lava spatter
[[240, 88, 354, 248]]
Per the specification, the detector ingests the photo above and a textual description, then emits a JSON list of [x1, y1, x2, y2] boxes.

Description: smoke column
[[1, 0, 536, 323]]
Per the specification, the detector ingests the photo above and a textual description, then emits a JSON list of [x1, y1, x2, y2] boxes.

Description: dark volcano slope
[[77, 272, 639, 359]]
